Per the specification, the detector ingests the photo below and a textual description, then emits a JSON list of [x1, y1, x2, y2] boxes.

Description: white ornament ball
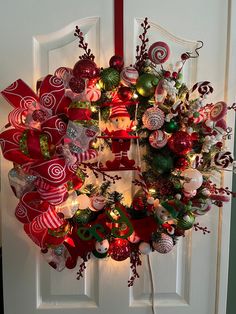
[[77, 194, 91, 210], [183, 189, 197, 198], [181, 168, 203, 192], [139, 242, 152, 255], [95, 239, 110, 254]]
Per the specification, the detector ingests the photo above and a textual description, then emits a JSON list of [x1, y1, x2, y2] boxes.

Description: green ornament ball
[[136, 73, 159, 97], [73, 208, 94, 224], [152, 154, 174, 174], [164, 120, 180, 133], [99, 67, 120, 90], [177, 212, 195, 230]]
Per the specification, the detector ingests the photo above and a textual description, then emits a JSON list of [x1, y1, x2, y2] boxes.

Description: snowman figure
[[95, 239, 110, 255]]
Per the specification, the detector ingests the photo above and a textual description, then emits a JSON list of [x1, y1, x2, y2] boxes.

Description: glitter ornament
[[152, 154, 174, 174], [148, 41, 170, 64], [73, 208, 94, 224], [136, 73, 159, 97], [120, 66, 139, 86], [175, 157, 189, 170], [109, 55, 124, 72], [152, 233, 174, 254], [73, 59, 99, 79], [117, 86, 133, 101], [177, 212, 195, 230], [68, 76, 85, 93], [142, 107, 165, 130], [99, 67, 120, 90], [149, 130, 168, 148], [168, 131, 193, 155], [109, 239, 131, 261]]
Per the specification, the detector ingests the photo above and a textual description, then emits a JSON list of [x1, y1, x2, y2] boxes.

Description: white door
[[0, 1, 234, 314]]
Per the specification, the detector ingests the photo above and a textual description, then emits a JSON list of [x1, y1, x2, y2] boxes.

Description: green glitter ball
[[136, 73, 159, 97], [73, 208, 93, 224], [152, 154, 174, 174], [99, 67, 120, 90], [177, 212, 195, 230], [164, 120, 180, 133]]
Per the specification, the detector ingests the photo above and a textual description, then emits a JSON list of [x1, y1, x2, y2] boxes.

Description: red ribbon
[[114, 0, 124, 58]]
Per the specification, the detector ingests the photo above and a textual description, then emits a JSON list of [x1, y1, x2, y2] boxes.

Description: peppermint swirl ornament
[[120, 66, 139, 86], [142, 107, 165, 130], [152, 233, 174, 254], [84, 86, 101, 102], [214, 151, 233, 168], [191, 199, 212, 216], [210, 101, 227, 121], [149, 130, 168, 148], [148, 41, 170, 64]]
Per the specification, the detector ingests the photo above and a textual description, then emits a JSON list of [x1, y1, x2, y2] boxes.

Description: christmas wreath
[[0, 18, 235, 286]]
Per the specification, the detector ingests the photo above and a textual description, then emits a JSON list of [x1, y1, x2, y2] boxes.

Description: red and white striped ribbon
[[34, 207, 64, 229]]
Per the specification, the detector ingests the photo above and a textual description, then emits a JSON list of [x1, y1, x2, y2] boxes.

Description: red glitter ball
[[109, 55, 124, 72], [109, 239, 131, 261], [117, 86, 133, 101], [73, 59, 99, 79], [168, 131, 193, 155]]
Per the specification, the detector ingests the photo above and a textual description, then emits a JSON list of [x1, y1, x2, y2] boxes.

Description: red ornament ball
[[175, 157, 189, 170], [69, 76, 85, 93], [73, 59, 99, 79], [117, 86, 133, 101], [109, 55, 124, 72], [109, 239, 131, 261], [168, 131, 192, 155]]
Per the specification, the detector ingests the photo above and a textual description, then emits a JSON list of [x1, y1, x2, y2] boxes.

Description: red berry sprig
[[134, 17, 150, 71], [74, 26, 95, 61]]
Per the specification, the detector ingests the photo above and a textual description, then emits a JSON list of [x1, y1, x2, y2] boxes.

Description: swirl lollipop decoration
[[148, 41, 170, 64]]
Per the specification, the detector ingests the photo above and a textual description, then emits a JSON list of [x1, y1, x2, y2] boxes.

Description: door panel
[[0, 1, 232, 314]]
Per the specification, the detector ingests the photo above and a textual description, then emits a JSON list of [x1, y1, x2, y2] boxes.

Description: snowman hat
[[109, 104, 130, 119]]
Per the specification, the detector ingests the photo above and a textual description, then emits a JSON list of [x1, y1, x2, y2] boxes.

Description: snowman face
[[110, 116, 131, 130], [95, 239, 110, 254], [155, 205, 173, 222]]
